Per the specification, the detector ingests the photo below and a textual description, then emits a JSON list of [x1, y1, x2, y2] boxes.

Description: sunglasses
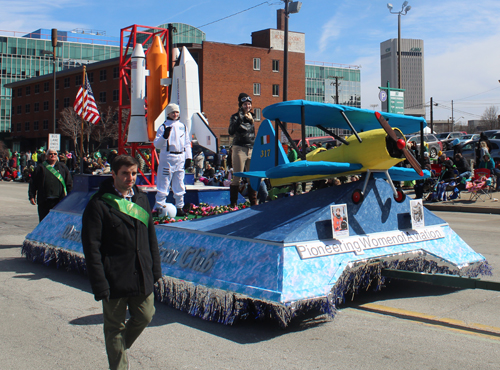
[[240, 96, 252, 103], [48, 153, 58, 156]]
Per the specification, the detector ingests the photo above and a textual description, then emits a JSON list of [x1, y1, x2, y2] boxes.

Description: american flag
[[73, 73, 101, 124]]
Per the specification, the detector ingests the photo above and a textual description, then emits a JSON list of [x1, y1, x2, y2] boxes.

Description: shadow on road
[[0, 244, 22, 250], [3, 252, 331, 343], [341, 278, 460, 308]]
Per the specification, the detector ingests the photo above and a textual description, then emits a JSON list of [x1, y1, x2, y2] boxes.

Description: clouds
[[0, 0, 87, 32]]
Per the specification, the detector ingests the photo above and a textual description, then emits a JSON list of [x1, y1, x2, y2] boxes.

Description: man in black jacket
[[28, 149, 73, 222], [82, 155, 162, 370]]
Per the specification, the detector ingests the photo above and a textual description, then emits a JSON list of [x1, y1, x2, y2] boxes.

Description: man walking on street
[[82, 155, 162, 370], [29, 149, 73, 222]]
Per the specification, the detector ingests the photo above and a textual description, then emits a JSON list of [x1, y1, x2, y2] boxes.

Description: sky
[[2, 0, 500, 124]]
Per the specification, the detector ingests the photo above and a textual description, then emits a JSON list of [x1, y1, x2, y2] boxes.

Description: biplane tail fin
[[240, 119, 289, 190]]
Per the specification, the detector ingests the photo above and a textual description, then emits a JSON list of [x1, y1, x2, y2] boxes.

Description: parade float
[[21, 26, 490, 327]]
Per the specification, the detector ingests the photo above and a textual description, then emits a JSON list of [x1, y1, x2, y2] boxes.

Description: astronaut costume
[[153, 103, 192, 213]]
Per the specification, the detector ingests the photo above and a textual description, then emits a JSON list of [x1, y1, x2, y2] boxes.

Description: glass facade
[[0, 33, 120, 132], [156, 23, 206, 45], [305, 63, 361, 137]]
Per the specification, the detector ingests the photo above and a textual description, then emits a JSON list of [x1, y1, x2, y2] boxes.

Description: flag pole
[[80, 65, 86, 174]]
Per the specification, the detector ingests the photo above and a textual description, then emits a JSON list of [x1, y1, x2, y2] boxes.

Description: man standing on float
[[154, 103, 192, 217]]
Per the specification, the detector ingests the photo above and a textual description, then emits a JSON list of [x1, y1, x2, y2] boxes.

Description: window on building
[[55, 118, 59, 129], [17, 105, 22, 114], [113, 66, 119, 79], [44, 81, 49, 92], [88, 72, 94, 83], [272, 84, 279, 97], [34, 102, 39, 112], [26, 86, 31, 95], [17, 122, 21, 131], [113, 89, 119, 102], [64, 77, 70, 88], [17, 88, 22, 97], [63, 97, 70, 108], [34, 84, 40, 94], [34, 120, 39, 131], [253, 58, 261, 71], [254, 108, 261, 121], [25, 104, 30, 113], [99, 91, 106, 103], [76, 75, 82, 86], [55, 100, 58, 109], [43, 120, 49, 130], [43, 101, 49, 111], [25, 122, 30, 131], [100, 70, 107, 81], [253, 83, 261, 96], [272, 60, 280, 72], [56, 79, 59, 90]]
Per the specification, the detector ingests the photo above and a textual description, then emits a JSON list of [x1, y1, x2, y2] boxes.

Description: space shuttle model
[[128, 36, 217, 153]]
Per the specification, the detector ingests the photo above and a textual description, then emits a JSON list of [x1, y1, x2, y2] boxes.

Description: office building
[[380, 38, 425, 117], [305, 62, 361, 137], [0, 28, 121, 144]]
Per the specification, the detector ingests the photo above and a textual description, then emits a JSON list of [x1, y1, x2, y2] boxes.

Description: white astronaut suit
[[153, 104, 192, 212]]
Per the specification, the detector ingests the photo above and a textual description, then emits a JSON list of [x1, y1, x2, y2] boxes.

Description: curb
[[424, 203, 500, 214]]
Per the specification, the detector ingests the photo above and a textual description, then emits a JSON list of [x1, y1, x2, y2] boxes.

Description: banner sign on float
[[295, 226, 445, 259]]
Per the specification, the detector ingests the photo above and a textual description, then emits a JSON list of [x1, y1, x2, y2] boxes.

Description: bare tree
[[91, 106, 120, 150], [59, 108, 82, 156], [480, 106, 499, 130], [0, 140, 8, 159]]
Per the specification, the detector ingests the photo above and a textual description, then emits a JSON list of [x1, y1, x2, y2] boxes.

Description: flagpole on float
[[80, 65, 86, 174]]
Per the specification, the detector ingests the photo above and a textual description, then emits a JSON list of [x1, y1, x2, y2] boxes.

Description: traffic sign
[[48, 134, 60, 151], [379, 90, 387, 102]]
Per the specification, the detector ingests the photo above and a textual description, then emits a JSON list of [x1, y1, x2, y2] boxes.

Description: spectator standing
[[81, 155, 161, 370], [193, 149, 205, 179], [29, 149, 73, 221], [228, 93, 256, 207]]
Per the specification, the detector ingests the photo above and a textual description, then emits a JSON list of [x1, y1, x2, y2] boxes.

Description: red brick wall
[[199, 41, 305, 146]]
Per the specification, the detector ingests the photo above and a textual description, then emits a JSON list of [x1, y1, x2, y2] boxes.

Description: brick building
[[6, 11, 305, 151], [6, 58, 123, 151]]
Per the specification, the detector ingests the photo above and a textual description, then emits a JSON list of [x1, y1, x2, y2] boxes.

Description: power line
[[453, 86, 500, 102], [195, 2, 274, 30]]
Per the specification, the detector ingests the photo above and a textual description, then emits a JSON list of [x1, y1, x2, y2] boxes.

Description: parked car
[[297, 136, 337, 149], [406, 134, 443, 159], [435, 132, 464, 150], [445, 139, 500, 166], [458, 133, 479, 144], [483, 130, 500, 138]]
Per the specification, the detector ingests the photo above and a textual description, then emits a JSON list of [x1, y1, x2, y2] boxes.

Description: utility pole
[[451, 100, 454, 131], [430, 97, 434, 134], [51, 29, 57, 134], [330, 76, 343, 104]]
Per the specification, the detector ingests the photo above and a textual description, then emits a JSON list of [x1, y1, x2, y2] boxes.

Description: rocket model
[[146, 36, 169, 142], [170, 46, 201, 135], [170, 46, 217, 153], [127, 43, 149, 143]]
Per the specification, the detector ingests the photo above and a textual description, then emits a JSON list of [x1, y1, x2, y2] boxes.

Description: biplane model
[[237, 100, 431, 204]]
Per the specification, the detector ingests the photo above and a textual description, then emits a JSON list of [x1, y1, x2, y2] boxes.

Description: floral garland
[[152, 202, 250, 225]]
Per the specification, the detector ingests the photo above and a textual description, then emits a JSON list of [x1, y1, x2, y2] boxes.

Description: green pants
[[102, 293, 155, 370]]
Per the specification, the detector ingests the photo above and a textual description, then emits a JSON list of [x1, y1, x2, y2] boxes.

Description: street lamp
[[387, 2, 411, 89], [283, 0, 302, 102], [42, 29, 58, 134]]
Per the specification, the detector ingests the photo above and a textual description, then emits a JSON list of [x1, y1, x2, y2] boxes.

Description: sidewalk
[[405, 188, 500, 214]]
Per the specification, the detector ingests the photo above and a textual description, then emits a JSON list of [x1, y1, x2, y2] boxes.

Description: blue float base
[[63, 174, 242, 213], [22, 177, 490, 327]]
